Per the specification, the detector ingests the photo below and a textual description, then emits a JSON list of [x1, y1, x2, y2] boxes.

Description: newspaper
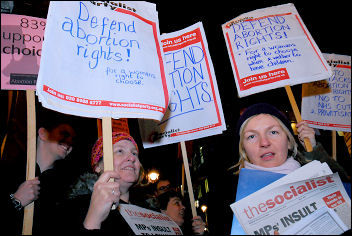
[[230, 163, 351, 235], [119, 204, 183, 235], [284, 206, 348, 235]]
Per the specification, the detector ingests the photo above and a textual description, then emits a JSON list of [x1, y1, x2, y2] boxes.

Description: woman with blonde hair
[[231, 103, 349, 180]]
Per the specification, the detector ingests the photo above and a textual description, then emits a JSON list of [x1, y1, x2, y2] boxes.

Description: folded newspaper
[[230, 161, 351, 235]]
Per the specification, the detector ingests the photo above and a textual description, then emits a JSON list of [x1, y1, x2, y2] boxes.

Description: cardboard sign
[[36, 1, 169, 120], [1, 14, 45, 90], [138, 22, 226, 148], [222, 3, 332, 97], [302, 54, 351, 132], [119, 204, 183, 235]]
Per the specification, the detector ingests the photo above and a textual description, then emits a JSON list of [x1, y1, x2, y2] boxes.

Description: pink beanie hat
[[91, 132, 138, 169]]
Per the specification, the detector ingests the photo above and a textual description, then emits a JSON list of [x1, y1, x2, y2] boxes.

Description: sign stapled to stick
[[36, 1, 169, 120], [139, 22, 226, 148], [222, 3, 332, 97], [302, 54, 351, 132]]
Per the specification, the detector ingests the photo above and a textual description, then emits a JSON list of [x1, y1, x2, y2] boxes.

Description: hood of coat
[[68, 172, 98, 199]]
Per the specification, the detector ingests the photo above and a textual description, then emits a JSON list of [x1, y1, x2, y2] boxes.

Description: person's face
[[242, 114, 289, 168], [163, 197, 185, 226], [156, 180, 171, 196], [43, 124, 76, 159], [113, 140, 141, 185]]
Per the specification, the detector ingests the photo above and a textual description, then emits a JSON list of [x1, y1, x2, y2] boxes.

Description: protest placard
[[138, 22, 226, 148], [302, 54, 351, 132], [1, 13, 45, 234], [1, 14, 45, 90], [222, 3, 332, 97], [36, 1, 168, 120], [119, 204, 183, 235]]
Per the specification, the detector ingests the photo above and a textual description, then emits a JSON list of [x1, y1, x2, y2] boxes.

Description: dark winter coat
[[0, 158, 78, 235], [54, 172, 135, 235]]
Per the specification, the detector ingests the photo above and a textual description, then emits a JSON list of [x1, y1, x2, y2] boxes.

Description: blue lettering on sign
[[61, 2, 140, 69], [242, 43, 301, 72], [310, 67, 351, 118], [231, 16, 290, 51], [229, 15, 307, 72], [104, 67, 156, 86], [160, 45, 212, 124]]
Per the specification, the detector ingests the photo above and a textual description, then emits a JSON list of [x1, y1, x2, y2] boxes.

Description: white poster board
[[119, 204, 183, 235], [222, 3, 332, 97], [36, 1, 169, 120], [138, 22, 226, 148], [301, 54, 351, 132], [1, 14, 45, 90]]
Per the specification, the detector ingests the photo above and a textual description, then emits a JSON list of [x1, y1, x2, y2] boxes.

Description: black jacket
[[0, 157, 78, 235], [55, 172, 135, 235]]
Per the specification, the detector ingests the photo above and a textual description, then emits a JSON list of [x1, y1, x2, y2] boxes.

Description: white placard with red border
[[138, 22, 226, 148], [1, 14, 45, 90], [302, 54, 351, 132], [36, 1, 169, 120], [222, 3, 332, 97], [119, 204, 183, 235]]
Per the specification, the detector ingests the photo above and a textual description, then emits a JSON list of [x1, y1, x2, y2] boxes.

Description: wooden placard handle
[[180, 141, 197, 217], [285, 86, 313, 152], [102, 117, 117, 210], [22, 90, 36, 235], [332, 130, 337, 161], [102, 117, 113, 172], [181, 163, 185, 197]]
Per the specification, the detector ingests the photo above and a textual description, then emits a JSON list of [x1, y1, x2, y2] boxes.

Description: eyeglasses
[[158, 184, 171, 191]]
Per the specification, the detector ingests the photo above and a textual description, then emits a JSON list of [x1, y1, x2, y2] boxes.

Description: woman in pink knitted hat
[[84, 132, 144, 231], [58, 132, 145, 234]]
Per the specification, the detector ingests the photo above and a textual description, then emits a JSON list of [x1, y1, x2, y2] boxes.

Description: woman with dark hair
[[158, 190, 207, 235]]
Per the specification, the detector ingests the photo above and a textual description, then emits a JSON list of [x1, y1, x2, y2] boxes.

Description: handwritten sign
[[222, 3, 332, 97], [138, 22, 226, 148], [1, 14, 45, 90], [119, 204, 183, 235], [35, 1, 168, 120], [302, 54, 351, 132]]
